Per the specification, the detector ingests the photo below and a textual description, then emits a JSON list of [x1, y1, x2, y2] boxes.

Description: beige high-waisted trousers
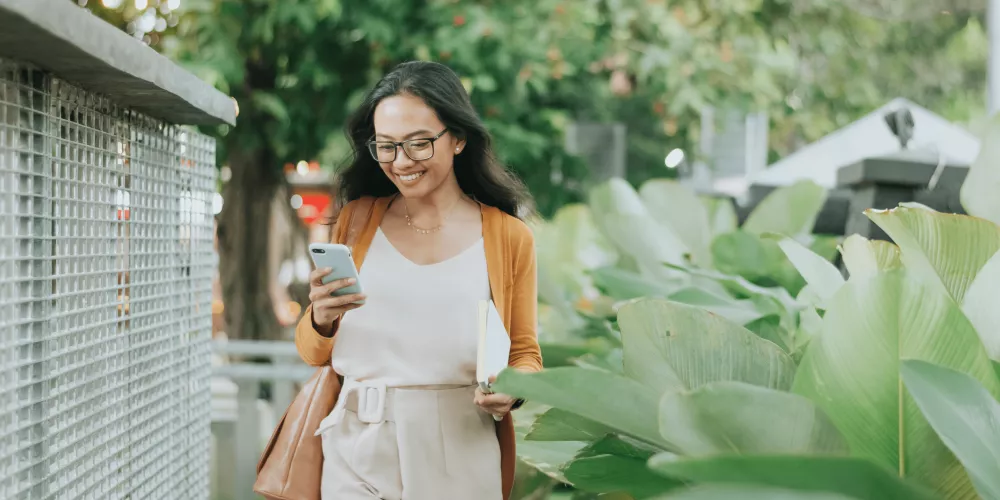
[[315, 378, 503, 500]]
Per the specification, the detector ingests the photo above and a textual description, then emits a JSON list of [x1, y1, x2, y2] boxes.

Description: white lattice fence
[[0, 59, 216, 500]]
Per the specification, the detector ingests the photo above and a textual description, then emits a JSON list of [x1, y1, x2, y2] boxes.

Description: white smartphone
[[308, 243, 365, 304]]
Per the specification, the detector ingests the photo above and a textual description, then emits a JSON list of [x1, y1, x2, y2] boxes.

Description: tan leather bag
[[253, 197, 375, 500]]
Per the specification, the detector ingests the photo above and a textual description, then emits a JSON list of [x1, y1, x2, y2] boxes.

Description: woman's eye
[[408, 140, 430, 150]]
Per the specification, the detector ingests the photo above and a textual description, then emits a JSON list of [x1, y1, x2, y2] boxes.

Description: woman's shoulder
[[337, 195, 391, 220], [331, 196, 390, 238], [482, 204, 535, 248]]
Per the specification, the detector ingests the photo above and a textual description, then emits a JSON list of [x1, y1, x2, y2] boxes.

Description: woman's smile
[[395, 171, 425, 184]]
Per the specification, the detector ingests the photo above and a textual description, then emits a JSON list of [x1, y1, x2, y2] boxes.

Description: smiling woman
[[335, 61, 531, 218], [284, 61, 544, 500]]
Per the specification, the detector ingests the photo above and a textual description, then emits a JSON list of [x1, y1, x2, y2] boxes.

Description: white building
[[750, 98, 982, 190]]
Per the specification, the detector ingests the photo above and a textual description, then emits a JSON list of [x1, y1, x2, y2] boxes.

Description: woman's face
[[371, 94, 464, 199]]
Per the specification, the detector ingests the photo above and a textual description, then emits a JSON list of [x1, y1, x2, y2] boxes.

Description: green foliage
[[648, 455, 938, 500], [617, 300, 796, 394], [497, 175, 1000, 500], [86, 0, 989, 215], [900, 360, 1000, 500]]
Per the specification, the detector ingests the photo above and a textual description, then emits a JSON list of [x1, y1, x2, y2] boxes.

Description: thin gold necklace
[[403, 196, 462, 235]]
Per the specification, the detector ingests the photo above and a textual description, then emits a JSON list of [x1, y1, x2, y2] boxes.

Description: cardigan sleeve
[[293, 201, 354, 367], [507, 220, 543, 373], [294, 307, 338, 366]]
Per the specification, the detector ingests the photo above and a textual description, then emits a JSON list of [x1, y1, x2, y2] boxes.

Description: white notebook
[[476, 299, 510, 394]]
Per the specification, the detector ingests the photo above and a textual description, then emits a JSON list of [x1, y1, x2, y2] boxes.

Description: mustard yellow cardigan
[[294, 195, 543, 500]]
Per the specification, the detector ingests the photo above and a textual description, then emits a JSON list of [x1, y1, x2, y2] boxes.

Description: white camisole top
[[329, 227, 491, 387]]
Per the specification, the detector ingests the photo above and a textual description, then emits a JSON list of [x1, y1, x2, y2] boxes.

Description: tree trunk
[[217, 148, 283, 341]]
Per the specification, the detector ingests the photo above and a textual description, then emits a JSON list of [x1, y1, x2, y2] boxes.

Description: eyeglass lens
[[369, 139, 435, 162]]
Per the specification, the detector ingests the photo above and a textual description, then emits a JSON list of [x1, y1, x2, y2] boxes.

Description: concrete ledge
[[0, 0, 235, 126]]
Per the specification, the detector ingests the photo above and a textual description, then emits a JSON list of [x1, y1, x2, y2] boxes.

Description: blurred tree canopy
[[81, 0, 989, 340]]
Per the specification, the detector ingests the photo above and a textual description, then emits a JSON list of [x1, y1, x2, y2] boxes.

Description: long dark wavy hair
[[332, 61, 532, 219]]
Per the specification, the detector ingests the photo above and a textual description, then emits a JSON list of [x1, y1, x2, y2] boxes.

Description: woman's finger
[[334, 293, 366, 307], [309, 267, 332, 286], [482, 393, 513, 405], [475, 398, 502, 411], [321, 277, 357, 296], [313, 295, 364, 311]]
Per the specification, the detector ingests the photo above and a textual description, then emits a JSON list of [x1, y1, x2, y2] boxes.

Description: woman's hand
[[309, 267, 366, 336], [474, 375, 516, 420]]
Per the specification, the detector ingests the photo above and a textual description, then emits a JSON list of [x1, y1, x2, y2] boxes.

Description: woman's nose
[[393, 148, 415, 168]]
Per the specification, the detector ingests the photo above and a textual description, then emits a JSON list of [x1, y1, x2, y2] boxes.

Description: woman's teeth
[[398, 172, 424, 182]]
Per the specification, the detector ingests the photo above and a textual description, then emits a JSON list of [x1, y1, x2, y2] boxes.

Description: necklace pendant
[[404, 199, 453, 235]]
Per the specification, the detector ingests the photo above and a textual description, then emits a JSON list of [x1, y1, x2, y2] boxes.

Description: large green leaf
[[838, 234, 902, 278], [961, 249, 1000, 362], [866, 204, 1000, 363], [655, 485, 856, 500], [538, 305, 586, 344], [563, 454, 683, 498], [577, 434, 662, 461], [493, 367, 671, 449], [532, 206, 611, 325], [711, 231, 805, 294], [509, 461, 560, 500], [900, 359, 1000, 500], [659, 381, 848, 456], [700, 195, 738, 240], [742, 180, 828, 237], [792, 270, 1000, 498], [534, 204, 618, 303], [589, 178, 688, 269], [510, 460, 559, 500], [665, 263, 803, 315], [666, 287, 768, 326], [515, 438, 587, 482], [866, 204, 1000, 303], [640, 179, 713, 267], [774, 235, 844, 306], [526, 408, 615, 442], [591, 266, 680, 300], [514, 403, 586, 482], [539, 342, 602, 368], [616, 299, 796, 395], [744, 315, 793, 353], [809, 235, 843, 262], [648, 454, 938, 500], [960, 113, 1000, 225], [573, 348, 625, 374], [794, 306, 824, 355]]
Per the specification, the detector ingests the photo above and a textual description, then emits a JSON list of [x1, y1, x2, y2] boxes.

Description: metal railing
[[210, 338, 313, 500]]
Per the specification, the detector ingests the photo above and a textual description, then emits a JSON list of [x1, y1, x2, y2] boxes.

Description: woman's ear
[[452, 134, 467, 155]]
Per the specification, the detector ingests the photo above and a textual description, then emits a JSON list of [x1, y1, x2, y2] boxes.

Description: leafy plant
[[500, 194, 1000, 500], [531, 179, 834, 380], [900, 360, 1000, 500]]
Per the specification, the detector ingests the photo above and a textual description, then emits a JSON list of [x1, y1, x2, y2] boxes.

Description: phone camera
[[312, 249, 326, 254]]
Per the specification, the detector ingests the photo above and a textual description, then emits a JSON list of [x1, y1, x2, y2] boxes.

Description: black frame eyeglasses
[[366, 129, 449, 163]]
